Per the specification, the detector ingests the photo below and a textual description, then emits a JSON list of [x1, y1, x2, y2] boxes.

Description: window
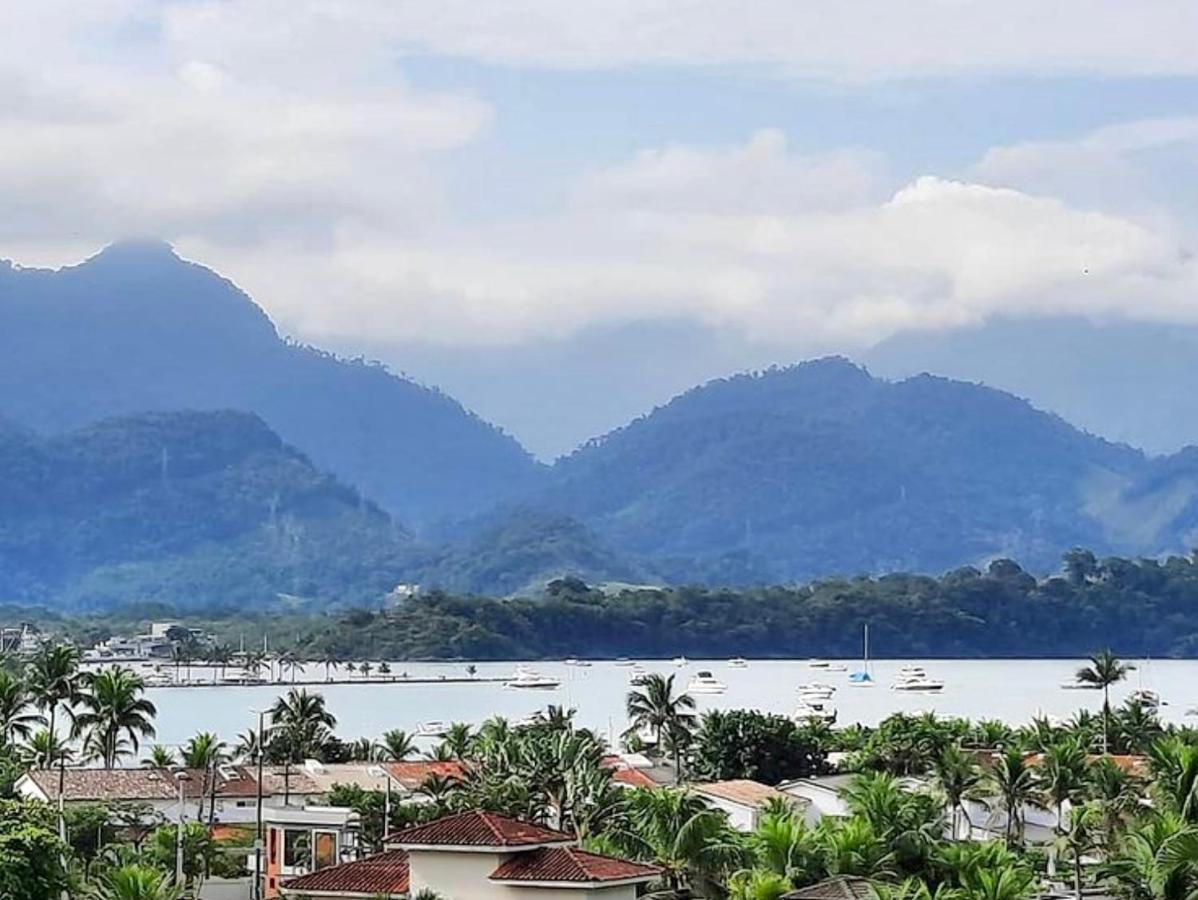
[[313, 831, 337, 871], [283, 829, 311, 870]]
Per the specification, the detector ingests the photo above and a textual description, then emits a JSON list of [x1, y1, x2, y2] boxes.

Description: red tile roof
[[280, 850, 409, 897], [490, 847, 661, 884], [610, 767, 659, 789], [384, 810, 573, 848], [381, 760, 466, 790]]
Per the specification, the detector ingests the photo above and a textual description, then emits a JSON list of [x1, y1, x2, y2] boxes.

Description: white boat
[[891, 671, 945, 693], [848, 624, 874, 687], [564, 658, 592, 667], [796, 682, 836, 699], [417, 721, 451, 738], [629, 665, 650, 685], [1060, 680, 1101, 690], [1130, 689, 1165, 709], [808, 659, 830, 669], [793, 697, 837, 724], [613, 658, 634, 667], [728, 658, 748, 668], [672, 656, 688, 667], [505, 666, 561, 690], [686, 671, 727, 695]]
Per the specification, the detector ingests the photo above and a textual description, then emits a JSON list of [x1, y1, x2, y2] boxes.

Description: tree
[[693, 709, 827, 785], [24, 728, 72, 770], [181, 731, 228, 821], [146, 822, 216, 894], [934, 744, 982, 840], [607, 788, 743, 894], [88, 864, 183, 900], [1038, 737, 1089, 836], [1100, 812, 1198, 900], [986, 747, 1044, 847], [0, 669, 42, 743], [0, 800, 70, 899], [626, 674, 697, 775], [25, 642, 83, 743], [1074, 649, 1130, 754], [321, 652, 340, 683], [75, 666, 157, 769], [1149, 737, 1198, 823], [1055, 803, 1101, 900], [381, 729, 417, 761], [142, 745, 178, 768]]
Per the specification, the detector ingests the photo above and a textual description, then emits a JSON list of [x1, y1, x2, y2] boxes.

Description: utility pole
[[252, 709, 267, 900], [174, 771, 192, 888]]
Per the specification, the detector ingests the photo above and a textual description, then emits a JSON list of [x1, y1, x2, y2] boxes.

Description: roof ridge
[[480, 809, 506, 843]]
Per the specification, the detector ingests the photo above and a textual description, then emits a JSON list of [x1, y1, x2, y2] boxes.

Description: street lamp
[[173, 770, 192, 887]]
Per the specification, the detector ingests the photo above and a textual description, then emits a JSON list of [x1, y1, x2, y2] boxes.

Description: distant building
[[692, 779, 807, 831]]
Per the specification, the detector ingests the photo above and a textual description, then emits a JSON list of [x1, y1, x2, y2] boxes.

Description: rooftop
[[384, 809, 574, 849], [381, 760, 466, 791], [491, 846, 661, 885], [280, 849, 409, 897], [21, 765, 318, 803], [693, 779, 798, 808], [783, 876, 874, 899]]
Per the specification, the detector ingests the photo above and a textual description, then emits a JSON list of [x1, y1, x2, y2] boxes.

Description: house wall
[[700, 796, 757, 832], [779, 785, 846, 827], [407, 848, 511, 900]]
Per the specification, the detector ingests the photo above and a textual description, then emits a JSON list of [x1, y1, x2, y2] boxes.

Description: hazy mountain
[[537, 358, 1198, 583], [866, 317, 1198, 456], [0, 410, 421, 608], [0, 242, 543, 523]]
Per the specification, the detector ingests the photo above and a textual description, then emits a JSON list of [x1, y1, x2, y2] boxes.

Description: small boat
[[1130, 689, 1165, 709], [808, 659, 830, 669], [891, 672, 945, 693], [796, 682, 835, 699], [564, 658, 592, 667], [672, 656, 688, 667], [417, 721, 451, 738], [728, 658, 748, 668], [505, 666, 561, 690], [848, 624, 874, 687], [613, 658, 634, 667], [686, 671, 727, 695], [629, 665, 651, 686], [1060, 680, 1102, 690], [793, 697, 837, 724]]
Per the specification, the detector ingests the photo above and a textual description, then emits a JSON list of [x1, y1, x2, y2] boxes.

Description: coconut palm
[[269, 688, 336, 761], [1087, 755, 1143, 847], [607, 787, 743, 893], [0, 668, 42, 742], [1038, 737, 1089, 835], [74, 666, 157, 769], [25, 727, 72, 769], [347, 737, 381, 762], [438, 723, 475, 760], [1074, 649, 1130, 754], [88, 863, 182, 900], [1100, 812, 1198, 900], [726, 869, 792, 900], [744, 803, 817, 882], [142, 744, 177, 768], [1149, 737, 1198, 824], [182, 731, 229, 819], [206, 644, 233, 683], [321, 652, 340, 683], [626, 673, 696, 775], [986, 747, 1044, 847], [25, 642, 83, 740], [1055, 803, 1101, 899], [934, 744, 983, 839], [381, 729, 418, 761]]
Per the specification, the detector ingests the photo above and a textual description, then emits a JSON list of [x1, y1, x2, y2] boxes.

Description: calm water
[[143, 658, 1193, 749]]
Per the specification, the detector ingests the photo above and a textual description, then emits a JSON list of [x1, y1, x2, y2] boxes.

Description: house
[[599, 754, 662, 790], [777, 774, 857, 827], [15, 765, 321, 824], [298, 760, 466, 803], [782, 876, 873, 899], [692, 779, 807, 831], [280, 809, 661, 899]]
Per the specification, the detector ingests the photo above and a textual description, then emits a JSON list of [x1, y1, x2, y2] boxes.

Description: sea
[[140, 658, 1190, 749]]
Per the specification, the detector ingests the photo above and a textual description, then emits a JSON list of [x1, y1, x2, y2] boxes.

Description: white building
[[692, 779, 808, 831], [280, 809, 661, 900]]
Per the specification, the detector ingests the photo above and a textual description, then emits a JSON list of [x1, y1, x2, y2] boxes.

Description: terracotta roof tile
[[491, 847, 661, 884], [783, 876, 875, 899], [611, 767, 659, 789], [22, 765, 317, 803], [384, 810, 573, 848], [381, 760, 466, 790], [280, 850, 409, 896], [693, 779, 793, 808]]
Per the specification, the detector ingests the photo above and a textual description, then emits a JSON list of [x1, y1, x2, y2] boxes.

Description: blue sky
[[4, 2, 1198, 454]]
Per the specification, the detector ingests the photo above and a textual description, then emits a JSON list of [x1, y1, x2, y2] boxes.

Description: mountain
[[865, 316, 1198, 456], [539, 358, 1198, 583], [0, 242, 543, 523], [0, 409, 420, 609]]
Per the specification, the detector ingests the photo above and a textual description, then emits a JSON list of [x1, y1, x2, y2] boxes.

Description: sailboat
[[848, 624, 874, 687]]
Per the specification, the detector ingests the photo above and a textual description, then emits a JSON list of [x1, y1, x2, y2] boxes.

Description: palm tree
[[74, 666, 158, 769], [270, 688, 337, 760], [0, 668, 42, 742], [1149, 736, 1198, 823], [206, 644, 233, 683], [360, 661, 374, 681], [986, 747, 1044, 847], [381, 728, 418, 761], [1055, 803, 1101, 899], [181, 731, 229, 820], [1087, 755, 1143, 847], [744, 803, 817, 882], [142, 744, 177, 768], [276, 650, 300, 685], [89, 863, 182, 900], [24, 727, 72, 769], [727, 869, 792, 900], [626, 673, 697, 775], [607, 787, 743, 893], [438, 722, 474, 760], [934, 744, 982, 839], [347, 737, 380, 762], [1100, 812, 1198, 900], [1038, 737, 1089, 835], [25, 642, 83, 741], [1075, 649, 1130, 754], [321, 652, 340, 683]]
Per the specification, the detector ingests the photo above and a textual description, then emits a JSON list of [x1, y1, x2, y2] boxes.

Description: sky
[[4, 2, 1198, 456]]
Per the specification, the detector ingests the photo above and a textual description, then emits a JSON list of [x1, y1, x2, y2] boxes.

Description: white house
[[692, 779, 808, 832], [280, 809, 661, 899]]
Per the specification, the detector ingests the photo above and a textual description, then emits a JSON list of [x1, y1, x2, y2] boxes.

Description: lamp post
[[173, 770, 192, 888], [251, 707, 268, 900]]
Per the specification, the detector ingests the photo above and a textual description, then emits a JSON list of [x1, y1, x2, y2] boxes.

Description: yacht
[[796, 682, 836, 699], [1060, 680, 1101, 690], [848, 624, 874, 687], [808, 659, 847, 672], [614, 658, 634, 666], [728, 658, 748, 668], [629, 665, 651, 686], [672, 656, 688, 667], [417, 721, 451, 738], [564, 658, 592, 667], [1130, 689, 1165, 709], [686, 671, 728, 695], [505, 666, 561, 690], [891, 669, 945, 693], [793, 697, 837, 725]]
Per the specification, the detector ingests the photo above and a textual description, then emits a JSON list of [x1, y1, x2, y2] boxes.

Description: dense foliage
[[294, 552, 1198, 658]]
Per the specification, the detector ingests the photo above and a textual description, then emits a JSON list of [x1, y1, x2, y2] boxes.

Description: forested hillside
[[0, 242, 542, 523], [0, 410, 418, 608]]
